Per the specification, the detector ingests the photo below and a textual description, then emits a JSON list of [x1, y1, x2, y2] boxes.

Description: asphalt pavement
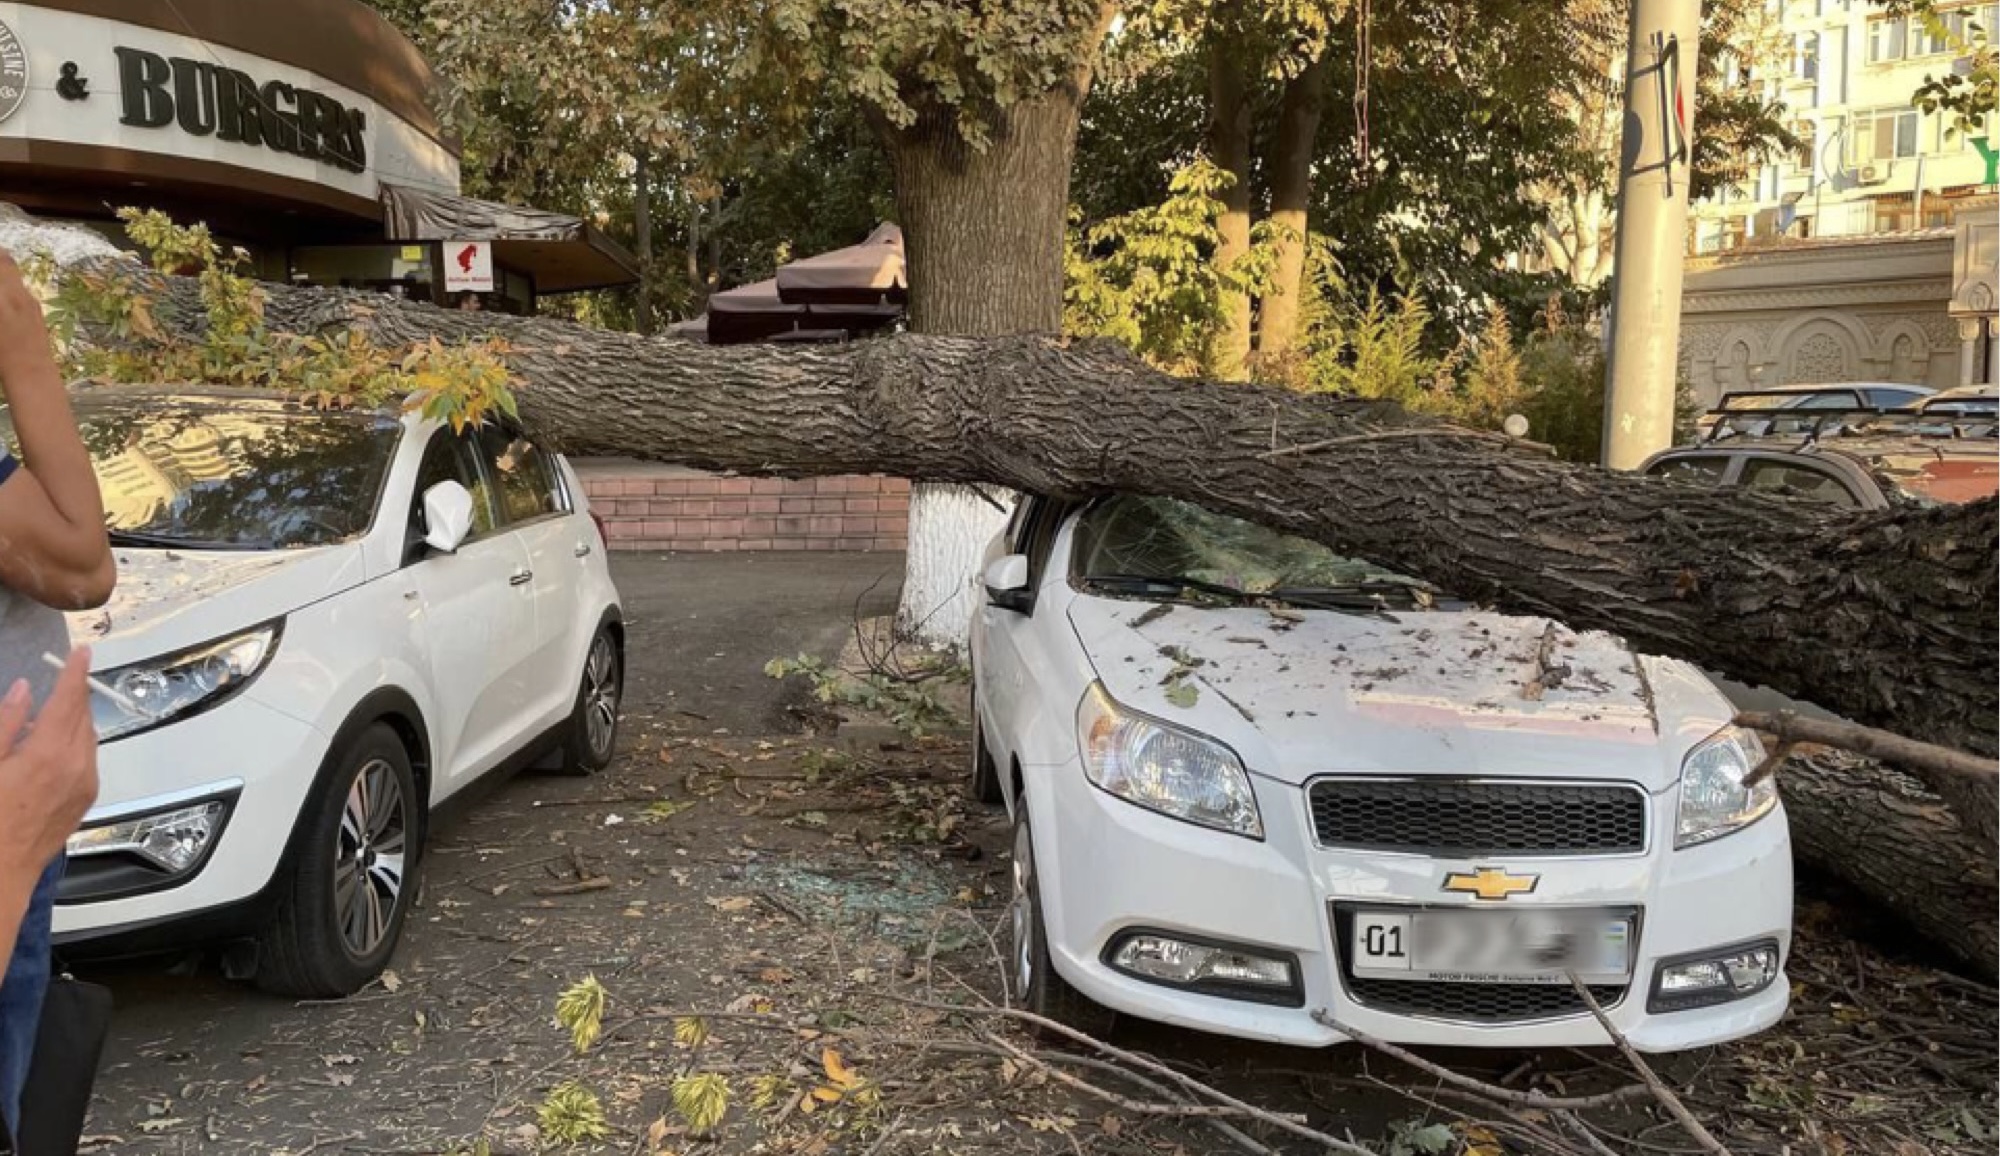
[[609, 550, 905, 733]]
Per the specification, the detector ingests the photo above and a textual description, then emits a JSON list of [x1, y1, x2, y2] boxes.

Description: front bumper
[[1025, 756, 1793, 1052], [54, 693, 329, 946]]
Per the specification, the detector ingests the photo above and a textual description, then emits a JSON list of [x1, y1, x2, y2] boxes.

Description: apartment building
[[1691, 0, 1996, 251]]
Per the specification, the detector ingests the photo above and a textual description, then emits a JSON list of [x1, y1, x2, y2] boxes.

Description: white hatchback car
[[6, 386, 624, 997], [969, 494, 1792, 1052]]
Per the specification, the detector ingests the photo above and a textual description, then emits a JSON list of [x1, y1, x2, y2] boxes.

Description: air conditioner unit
[[1855, 163, 1891, 186]]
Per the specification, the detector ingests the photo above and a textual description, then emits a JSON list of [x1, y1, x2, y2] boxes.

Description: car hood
[[66, 544, 367, 668], [1066, 595, 1731, 790]]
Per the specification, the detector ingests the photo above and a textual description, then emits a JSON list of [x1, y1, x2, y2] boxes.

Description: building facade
[[0, 0, 634, 311], [1674, 0, 1997, 403], [1690, 0, 1997, 250]]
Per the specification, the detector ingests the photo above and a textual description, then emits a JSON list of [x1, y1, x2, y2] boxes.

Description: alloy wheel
[[333, 758, 407, 958], [584, 633, 620, 760]]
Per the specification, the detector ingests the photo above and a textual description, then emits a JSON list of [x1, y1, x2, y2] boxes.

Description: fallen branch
[[1309, 1009, 1647, 1110], [531, 877, 613, 896], [1735, 710, 1999, 787], [1566, 975, 1734, 1156], [874, 994, 1377, 1156]]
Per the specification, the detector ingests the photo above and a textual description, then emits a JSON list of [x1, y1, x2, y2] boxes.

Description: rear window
[[1648, 455, 1731, 485], [1739, 460, 1860, 508], [0, 396, 401, 550]]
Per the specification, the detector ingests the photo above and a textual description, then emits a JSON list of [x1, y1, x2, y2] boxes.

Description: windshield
[[0, 396, 401, 550], [1070, 495, 1434, 603]]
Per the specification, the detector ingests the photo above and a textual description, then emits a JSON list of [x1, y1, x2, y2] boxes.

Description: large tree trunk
[[1206, 26, 1255, 383], [1781, 748, 1996, 978], [1257, 56, 1327, 360], [881, 88, 1087, 646]]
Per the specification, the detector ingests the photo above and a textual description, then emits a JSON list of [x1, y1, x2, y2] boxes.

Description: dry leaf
[[709, 896, 754, 913], [379, 969, 402, 993]]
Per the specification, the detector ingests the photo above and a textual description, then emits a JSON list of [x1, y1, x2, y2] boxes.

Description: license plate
[[1349, 908, 1632, 984]]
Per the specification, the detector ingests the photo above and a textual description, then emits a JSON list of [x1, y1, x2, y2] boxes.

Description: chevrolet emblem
[[1442, 867, 1539, 901]]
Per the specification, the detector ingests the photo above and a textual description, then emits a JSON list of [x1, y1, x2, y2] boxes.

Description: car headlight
[[95, 624, 280, 741], [1076, 683, 1263, 839], [1675, 725, 1777, 848]]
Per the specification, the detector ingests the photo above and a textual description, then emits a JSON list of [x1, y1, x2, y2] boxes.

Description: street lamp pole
[[1602, 0, 1703, 469]]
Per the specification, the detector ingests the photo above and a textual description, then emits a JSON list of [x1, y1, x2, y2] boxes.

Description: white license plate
[[1350, 908, 1632, 984]]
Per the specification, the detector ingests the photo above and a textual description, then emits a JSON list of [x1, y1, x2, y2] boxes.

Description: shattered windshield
[[1070, 494, 1438, 606]]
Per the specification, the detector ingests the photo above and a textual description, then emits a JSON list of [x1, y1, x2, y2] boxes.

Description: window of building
[[1850, 108, 1922, 164], [1874, 196, 1915, 232], [1868, 16, 1908, 61], [1794, 32, 1820, 80], [1722, 216, 1749, 250]]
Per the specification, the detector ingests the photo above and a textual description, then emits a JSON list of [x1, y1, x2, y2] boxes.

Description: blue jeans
[[0, 857, 62, 1139]]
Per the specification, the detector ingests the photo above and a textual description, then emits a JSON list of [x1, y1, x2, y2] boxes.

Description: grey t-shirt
[[0, 451, 72, 704]]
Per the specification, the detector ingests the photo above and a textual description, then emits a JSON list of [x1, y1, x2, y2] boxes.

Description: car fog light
[[1649, 941, 1780, 1013], [1106, 932, 1302, 1006], [68, 801, 228, 874]]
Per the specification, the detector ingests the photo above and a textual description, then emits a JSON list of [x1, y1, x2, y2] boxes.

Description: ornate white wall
[[1679, 197, 1997, 404]]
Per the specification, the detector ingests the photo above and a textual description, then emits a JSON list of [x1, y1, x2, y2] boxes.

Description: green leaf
[[671, 1072, 731, 1134], [554, 974, 608, 1054], [1163, 680, 1199, 709]]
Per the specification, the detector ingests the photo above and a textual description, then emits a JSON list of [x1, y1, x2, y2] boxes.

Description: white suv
[[8, 386, 624, 997], [970, 494, 1792, 1052]]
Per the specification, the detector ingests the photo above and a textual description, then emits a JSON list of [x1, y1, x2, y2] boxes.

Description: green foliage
[[1064, 159, 1277, 373], [1897, 0, 1998, 133], [35, 210, 516, 431], [554, 975, 609, 1055], [670, 1071, 731, 1134], [537, 1082, 612, 1146], [763, 653, 962, 738], [1298, 288, 1438, 404], [1384, 1119, 1456, 1156]]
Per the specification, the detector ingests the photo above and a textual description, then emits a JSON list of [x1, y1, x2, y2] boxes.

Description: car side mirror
[[984, 554, 1033, 614], [422, 481, 475, 554]]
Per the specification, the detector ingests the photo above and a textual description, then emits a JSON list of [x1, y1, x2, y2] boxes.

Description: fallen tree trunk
[[85, 266, 2000, 835], [1779, 747, 1997, 979]]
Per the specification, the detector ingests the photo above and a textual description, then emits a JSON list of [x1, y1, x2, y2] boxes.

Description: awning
[[705, 276, 900, 345], [380, 183, 640, 293], [775, 222, 906, 305]]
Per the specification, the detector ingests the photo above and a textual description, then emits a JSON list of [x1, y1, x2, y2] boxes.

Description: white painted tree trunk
[[895, 483, 1011, 650]]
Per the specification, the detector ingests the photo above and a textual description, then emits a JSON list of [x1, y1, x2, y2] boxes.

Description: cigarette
[[41, 652, 146, 714]]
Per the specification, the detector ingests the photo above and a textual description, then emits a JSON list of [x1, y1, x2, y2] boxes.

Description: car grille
[[1330, 907, 1631, 1024], [1343, 977, 1627, 1022], [1307, 779, 1646, 857]]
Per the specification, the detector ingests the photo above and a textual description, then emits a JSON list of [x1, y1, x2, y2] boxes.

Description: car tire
[[1009, 806, 1115, 1039], [256, 724, 419, 998], [969, 697, 1005, 806], [559, 626, 623, 775]]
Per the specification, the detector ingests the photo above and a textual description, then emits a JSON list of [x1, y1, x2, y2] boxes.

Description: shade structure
[[774, 222, 906, 305], [703, 274, 901, 345], [380, 183, 640, 293]]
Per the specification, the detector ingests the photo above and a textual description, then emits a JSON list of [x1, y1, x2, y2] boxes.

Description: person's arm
[[0, 651, 99, 965], [0, 252, 114, 610]]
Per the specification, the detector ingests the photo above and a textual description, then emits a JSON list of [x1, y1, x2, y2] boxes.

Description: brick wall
[[574, 460, 909, 552]]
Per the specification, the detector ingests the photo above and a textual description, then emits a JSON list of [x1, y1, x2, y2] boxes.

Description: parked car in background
[[1912, 383, 1998, 418], [967, 493, 1791, 1053], [1643, 408, 1999, 508], [1694, 383, 1936, 436], [0, 386, 625, 997]]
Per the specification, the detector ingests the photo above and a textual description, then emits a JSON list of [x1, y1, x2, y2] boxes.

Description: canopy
[[704, 275, 900, 345], [380, 183, 640, 294], [774, 222, 906, 305]]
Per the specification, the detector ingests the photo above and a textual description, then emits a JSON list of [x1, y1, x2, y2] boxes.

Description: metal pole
[[1602, 0, 1702, 469]]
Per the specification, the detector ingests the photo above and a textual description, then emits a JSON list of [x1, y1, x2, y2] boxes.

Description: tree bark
[[633, 150, 654, 337], [1780, 748, 1996, 979], [1258, 56, 1327, 359], [1206, 26, 1254, 383], [880, 86, 1090, 644]]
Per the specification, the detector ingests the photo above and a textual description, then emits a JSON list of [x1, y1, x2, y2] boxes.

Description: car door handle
[[509, 569, 534, 586]]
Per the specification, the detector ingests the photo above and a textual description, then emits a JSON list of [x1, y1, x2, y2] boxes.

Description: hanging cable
[[1353, 0, 1372, 172]]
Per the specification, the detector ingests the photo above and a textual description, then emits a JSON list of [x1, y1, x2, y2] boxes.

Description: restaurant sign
[[115, 47, 368, 174]]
